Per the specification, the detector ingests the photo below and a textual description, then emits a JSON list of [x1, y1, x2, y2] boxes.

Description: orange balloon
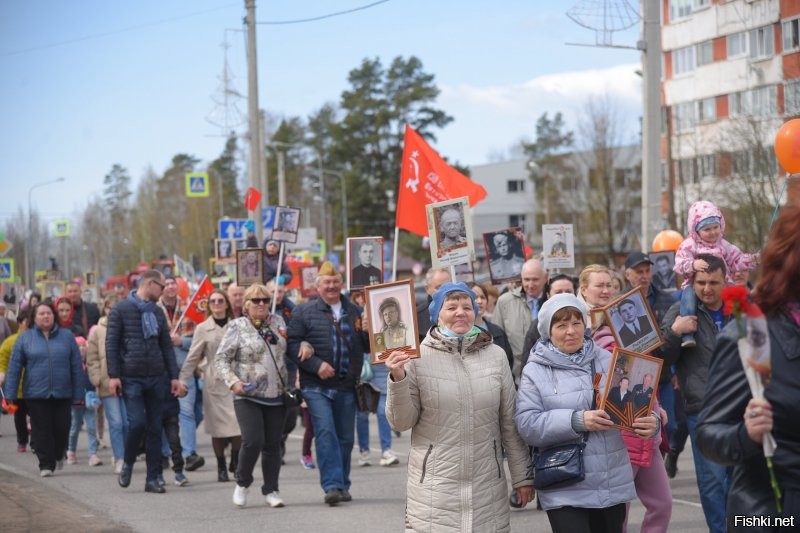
[[652, 230, 684, 252], [774, 119, 800, 174], [176, 277, 190, 301]]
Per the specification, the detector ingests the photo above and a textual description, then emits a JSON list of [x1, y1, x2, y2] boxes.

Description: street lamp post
[[26, 177, 65, 288], [319, 169, 348, 244]]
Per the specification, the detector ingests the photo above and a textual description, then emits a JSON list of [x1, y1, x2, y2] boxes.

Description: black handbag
[[532, 359, 596, 490], [356, 382, 381, 413]]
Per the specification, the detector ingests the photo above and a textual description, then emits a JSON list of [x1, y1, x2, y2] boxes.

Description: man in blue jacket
[[106, 269, 182, 494], [287, 261, 368, 506]]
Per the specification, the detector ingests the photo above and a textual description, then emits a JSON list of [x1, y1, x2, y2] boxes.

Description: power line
[[256, 0, 390, 25]]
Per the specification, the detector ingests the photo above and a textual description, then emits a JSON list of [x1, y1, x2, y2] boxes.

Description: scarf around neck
[[129, 291, 160, 339]]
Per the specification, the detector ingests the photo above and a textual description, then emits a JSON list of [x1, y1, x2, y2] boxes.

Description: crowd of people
[[0, 201, 798, 532]]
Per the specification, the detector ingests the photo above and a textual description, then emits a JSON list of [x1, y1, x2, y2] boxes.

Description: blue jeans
[[101, 395, 128, 462], [122, 376, 166, 482], [356, 394, 391, 452], [687, 413, 729, 533], [680, 287, 697, 318], [178, 375, 203, 457], [303, 388, 356, 492], [658, 382, 676, 438], [68, 405, 98, 456]]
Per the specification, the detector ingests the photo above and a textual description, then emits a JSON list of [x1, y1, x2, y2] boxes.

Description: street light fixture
[[26, 177, 65, 288]]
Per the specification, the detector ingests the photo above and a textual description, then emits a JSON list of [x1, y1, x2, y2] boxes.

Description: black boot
[[216, 456, 229, 482], [229, 449, 239, 474]]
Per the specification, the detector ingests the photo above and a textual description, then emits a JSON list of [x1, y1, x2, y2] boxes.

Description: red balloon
[[176, 277, 190, 301], [652, 230, 684, 252], [774, 119, 800, 174]]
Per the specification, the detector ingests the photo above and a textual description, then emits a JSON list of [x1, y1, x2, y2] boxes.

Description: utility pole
[[244, 0, 261, 231], [639, 0, 662, 251]]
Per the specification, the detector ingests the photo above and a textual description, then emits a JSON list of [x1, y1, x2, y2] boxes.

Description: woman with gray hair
[[385, 282, 533, 532], [515, 293, 658, 532]]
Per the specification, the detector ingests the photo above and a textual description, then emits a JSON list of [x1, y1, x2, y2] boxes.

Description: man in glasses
[[106, 269, 182, 494]]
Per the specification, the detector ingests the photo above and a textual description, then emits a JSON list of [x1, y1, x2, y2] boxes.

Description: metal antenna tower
[[206, 29, 247, 136], [566, 0, 640, 47]]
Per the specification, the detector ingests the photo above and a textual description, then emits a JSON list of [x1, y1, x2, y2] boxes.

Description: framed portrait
[[599, 348, 664, 431], [215, 239, 236, 261], [81, 285, 99, 304], [542, 224, 575, 269], [483, 227, 525, 285], [364, 279, 420, 365], [272, 206, 301, 243], [236, 248, 264, 287], [603, 286, 664, 354], [151, 260, 174, 278], [235, 239, 249, 250], [42, 281, 65, 302], [346, 236, 384, 291], [426, 196, 475, 268], [84, 272, 96, 286], [299, 265, 319, 298], [648, 250, 677, 293]]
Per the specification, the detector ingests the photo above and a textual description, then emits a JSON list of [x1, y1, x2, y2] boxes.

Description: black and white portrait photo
[[599, 348, 663, 431], [272, 206, 301, 243], [236, 248, 264, 287], [436, 204, 467, 250], [605, 287, 664, 354], [483, 227, 525, 284], [216, 239, 236, 261], [346, 237, 384, 291], [648, 251, 677, 293], [542, 224, 575, 269], [426, 197, 474, 268]]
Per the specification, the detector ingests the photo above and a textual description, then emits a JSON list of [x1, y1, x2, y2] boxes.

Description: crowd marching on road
[[0, 201, 798, 533]]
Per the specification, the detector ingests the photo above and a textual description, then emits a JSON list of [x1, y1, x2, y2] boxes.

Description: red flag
[[244, 187, 262, 211], [395, 125, 487, 237], [173, 276, 214, 333]]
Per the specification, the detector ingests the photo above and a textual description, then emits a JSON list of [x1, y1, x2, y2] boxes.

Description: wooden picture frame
[[602, 286, 664, 354], [483, 227, 525, 285], [215, 238, 236, 261], [299, 265, 319, 298], [364, 279, 420, 365], [84, 272, 96, 286], [81, 285, 99, 304], [599, 347, 664, 431], [236, 248, 264, 287], [42, 281, 65, 302], [272, 206, 301, 243], [346, 236, 384, 291], [648, 250, 677, 293], [426, 197, 474, 268]]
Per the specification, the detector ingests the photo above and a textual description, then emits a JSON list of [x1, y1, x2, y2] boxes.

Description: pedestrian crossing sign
[[186, 172, 209, 197], [54, 220, 70, 237], [0, 258, 13, 282]]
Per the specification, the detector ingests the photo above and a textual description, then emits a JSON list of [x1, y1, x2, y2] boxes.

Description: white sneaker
[[114, 460, 123, 474], [40, 469, 54, 477], [88, 455, 103, 466], [265, 491, 285, 508], [233, 485, 249, 507], [379, 449, 399, 466], [358, 450, 371, 466]]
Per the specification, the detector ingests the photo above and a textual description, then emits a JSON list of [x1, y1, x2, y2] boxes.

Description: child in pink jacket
[[673, 200, 759, 347]]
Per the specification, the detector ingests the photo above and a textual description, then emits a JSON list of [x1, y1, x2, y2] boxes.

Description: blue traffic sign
[[262, 206, 276, 230], [218, 219, 255, 239]]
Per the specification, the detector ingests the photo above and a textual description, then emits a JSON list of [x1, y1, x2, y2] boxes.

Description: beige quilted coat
[[386, 328, 533, 532]]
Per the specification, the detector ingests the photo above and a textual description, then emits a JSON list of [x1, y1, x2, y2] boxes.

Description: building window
[[783, 18, 800, 52], [673, 46, 696, 75], [785, 79, 800, 115], [750, 25, 774, 60], [507, 179, 526, 193], [509, 214, 526, 229], [674, 102, 696, 131], [698, 154, 716, 178], [698, 97, 716, 122], [750, 86, 777, 116], [670, 0, 692, 20], [678, 158, 698, 184], [697, 41, 713, 66], [728, 31, 748, 58]]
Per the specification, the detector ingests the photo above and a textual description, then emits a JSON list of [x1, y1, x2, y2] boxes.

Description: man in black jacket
[[107, 269, 182, 494], [65, 281, 100, 337], [287, 262, 368, 507]]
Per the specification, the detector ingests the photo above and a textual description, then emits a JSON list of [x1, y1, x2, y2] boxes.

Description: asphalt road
[[0, 413, 710, 532]]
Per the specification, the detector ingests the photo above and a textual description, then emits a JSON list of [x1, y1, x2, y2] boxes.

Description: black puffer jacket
[[696, 312, 800, 531], [287, 295, 366, 391], [105, 298, 178, 379]]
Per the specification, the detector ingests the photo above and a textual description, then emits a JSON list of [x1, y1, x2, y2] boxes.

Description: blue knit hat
[[428, 282, 479, 325], [696, 216, 721, 231]]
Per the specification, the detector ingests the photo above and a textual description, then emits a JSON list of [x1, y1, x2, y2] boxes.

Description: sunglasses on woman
[[250, 297, 271, 305]]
